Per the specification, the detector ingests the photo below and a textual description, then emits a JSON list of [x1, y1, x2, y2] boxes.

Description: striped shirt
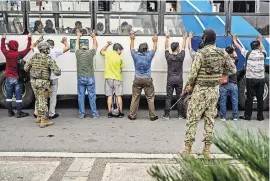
[[75, 49, 96, 77]]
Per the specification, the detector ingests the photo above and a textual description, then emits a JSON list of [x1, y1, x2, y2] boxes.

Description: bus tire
[[238, 73, 269, 111], [182, 94, 192, 119], [0, 71, 34, 109]]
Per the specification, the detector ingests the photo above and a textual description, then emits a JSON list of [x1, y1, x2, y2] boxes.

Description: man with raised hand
[[100, 40, 124, 118], [75, 30, 99, 119]]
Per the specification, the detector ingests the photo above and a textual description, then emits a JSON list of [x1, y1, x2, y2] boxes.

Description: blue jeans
[[5, 77, 22, 113], [77, 76, 99, 117], [219, 83, 238, 118]]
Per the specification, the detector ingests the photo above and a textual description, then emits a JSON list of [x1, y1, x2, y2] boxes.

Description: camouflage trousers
[[184, 84, 219, 144], [31, 79, 51, 119]]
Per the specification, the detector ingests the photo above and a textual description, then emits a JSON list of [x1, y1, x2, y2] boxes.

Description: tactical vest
[[196, 46, 227, 87], [29, 53, 52, 80]]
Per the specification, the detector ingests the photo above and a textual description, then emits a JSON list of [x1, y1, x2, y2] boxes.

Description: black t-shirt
[[165, 50, 185, 83]]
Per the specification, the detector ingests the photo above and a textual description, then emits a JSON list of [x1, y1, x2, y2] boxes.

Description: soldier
[[181, 29, 236, 159], [24, 42, 61, 128]]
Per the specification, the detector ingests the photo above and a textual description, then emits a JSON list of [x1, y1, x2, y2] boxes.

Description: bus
[[0, 0, 269, 111]]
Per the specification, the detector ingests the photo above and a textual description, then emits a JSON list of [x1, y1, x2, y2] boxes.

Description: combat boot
[[180, 142, 192, 157], [202, 142, 212, 160], [36, 116, 41, 124], [39, 119, 53, 128]]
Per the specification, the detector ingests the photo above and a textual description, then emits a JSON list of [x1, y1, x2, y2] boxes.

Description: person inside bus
[[33, 20, 45, 34], [96, 22, 104, 35], [100, 41, 125, 118], [188, 32, 204, 60], [44, 19, 56, 34], [72, 21, 87, 35], [1, 33, 32, 118], [219, 46, 239, 121], [233, 35, 266, 121], [162, 33, 187, 120], [31, 36, 70, 120], [128, 32, 159, 121], [75, 30, 99, 119]]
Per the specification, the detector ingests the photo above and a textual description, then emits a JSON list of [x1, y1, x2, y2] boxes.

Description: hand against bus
[[257, 36, 262, 42], [232, 35, 238, 41], [91, 31, 96, 39], [189, 32, 193, 39], [2, 34, 6, 39], [28, 33, 31, 38], [130, 33, 135, 40], [38, 35, 44, 42], [61, 37, 67, 44], [107, 41, 112, 45], [166, 33, 170, 39], [183, 33, 188, 40], [152, 35, 158, 42]]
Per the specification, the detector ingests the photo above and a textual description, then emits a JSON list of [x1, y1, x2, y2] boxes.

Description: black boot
[[8, 111, 15, 117], [239, 115, 251, 121], [17, 111, 29, 118]]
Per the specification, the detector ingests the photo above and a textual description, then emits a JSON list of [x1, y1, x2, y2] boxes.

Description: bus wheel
[[0, 71, 34, 109], [182, 94, 192, 119], [238, 73, 269, 111]]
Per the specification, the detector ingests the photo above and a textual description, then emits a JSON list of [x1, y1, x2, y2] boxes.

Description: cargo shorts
[[105, 78, 123, 96]]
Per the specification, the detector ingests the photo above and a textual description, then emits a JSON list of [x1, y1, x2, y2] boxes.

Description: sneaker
[[161, 114, 169, 120], [33, 114, 37, 118], [150, 116, 158, 121], [8, 111, 15, 117], [219, 117, 226, 122], [16, 111, 29, 118], [178, 115, 185, 120], [128, 115, 136, 120], [49, 113, 59, 120], [233, 118, 238, 121], [78, 114, 85, 119], [117, 112, 125, 118], [108, 112, 113, 118], [93, 114, 100, 119], [239, 116, 251, 121]]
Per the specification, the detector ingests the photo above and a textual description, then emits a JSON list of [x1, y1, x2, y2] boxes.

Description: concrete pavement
[[0, 108, 268, 153]]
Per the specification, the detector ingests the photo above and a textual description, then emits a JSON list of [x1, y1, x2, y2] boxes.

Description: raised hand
[[38, 35, 44, 42], [166, 33, 170, 39], [2, 34, 6, 39], [188, 32, 193, 39], [257, 36, 262, 42], [152, 34, 158, 42], [28, 33, 32, 38], [130, 32, 135, 40], [183, 33, 188, 39], [61, 37, 67, 43], [91, 31, 96, 39], [107, 40, 112, 45]]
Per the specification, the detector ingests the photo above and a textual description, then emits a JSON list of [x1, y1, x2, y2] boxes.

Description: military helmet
[[37, 42, 50, 51]]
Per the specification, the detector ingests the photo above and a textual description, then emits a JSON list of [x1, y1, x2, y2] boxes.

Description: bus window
[[258, 1, 269, 13], [232, 1, 255, 13], [164, 14, 227, 36], [28, 15, 55, 34], [166, 1, 181, 12], [29, 0, 90, 12], [0, 13, 24, 34], [212, 1, 225, 12], [232, 15, 269, 36], [98, 0, 158, 12], [0, 1, 22, 11], [59, 14, 91, 34], [105, 14, 158, 35]]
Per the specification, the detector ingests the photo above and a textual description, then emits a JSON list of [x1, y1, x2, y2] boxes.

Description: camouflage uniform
[[24, 42, 61, 128], [184, 45, 236, 155]]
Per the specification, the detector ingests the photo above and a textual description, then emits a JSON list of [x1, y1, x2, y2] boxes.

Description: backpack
[[17, 52, 30, 83], [111, 93, 119, 116]]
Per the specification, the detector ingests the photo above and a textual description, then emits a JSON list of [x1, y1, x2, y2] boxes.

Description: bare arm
[[91, 32, 98, 51], [181, 33, 187, 51], [31, 35, 43, 50], [165, 33, 169, 51], [61, 37, 70, 53], [152, 35, 158, 51], [75, 30, 82, 50], [100, 41, 112, 55], [130, 33, 135, 50], [188, 32, 193, 50], [257, 36, 265, 51], [233, 35, 243, 52], [1, 34, 8, 55]]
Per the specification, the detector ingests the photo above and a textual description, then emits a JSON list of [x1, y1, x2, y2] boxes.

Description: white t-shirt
[[34, 48, 63, 80]]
